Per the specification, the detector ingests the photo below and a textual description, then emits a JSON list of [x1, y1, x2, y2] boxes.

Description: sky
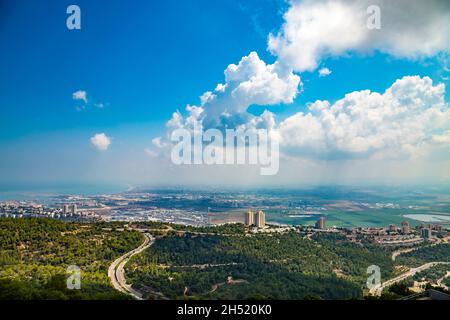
[[1, 0, 450, 190]]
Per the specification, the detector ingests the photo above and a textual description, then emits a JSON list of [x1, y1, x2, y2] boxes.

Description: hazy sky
[[1, 0, 450, 189]]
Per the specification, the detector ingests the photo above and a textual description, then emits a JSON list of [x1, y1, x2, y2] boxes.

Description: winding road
[[391, 237, 443, 261], [108, 232, 154, 300], [391, 247, 418, 261], [436, 271, 450, 290]]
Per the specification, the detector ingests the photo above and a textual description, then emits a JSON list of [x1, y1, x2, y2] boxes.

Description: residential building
[[255, 210, 265, 228], [315, 217, 325, 230], [401, 220, 410, 234], [388, 224, 397, 232], [421, 228, 432, 240], [244, 210, 254, 227]]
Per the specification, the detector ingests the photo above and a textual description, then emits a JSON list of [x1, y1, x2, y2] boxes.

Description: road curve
[[392, 238, 443, 261], [370, 262, 450, 296], [436, 271, 450, 290], [108, 232, 154, 300], [391, 247, 418, 261]]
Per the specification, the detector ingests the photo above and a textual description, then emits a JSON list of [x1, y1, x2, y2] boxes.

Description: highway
[[108, 232, 154, 300], [370, 262, 450, 296]]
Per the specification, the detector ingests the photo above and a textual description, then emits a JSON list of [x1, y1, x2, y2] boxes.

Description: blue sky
[[1, 0, 450, 189], [1, 0, 283, 140]]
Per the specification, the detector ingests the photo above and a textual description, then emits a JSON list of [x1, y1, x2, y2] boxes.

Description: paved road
[[370, 262, 450, 296], [436, 271, 450, 290], [391, 247, 418, 261], [391, 237, 443, 261], [108, 232, 154, 300]]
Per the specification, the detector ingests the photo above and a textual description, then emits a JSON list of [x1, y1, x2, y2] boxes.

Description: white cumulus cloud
[[90, 133, 111, 151], [279, 76, 450, 159], [150, 2, 450, 178], [319, 67, 332, 77], [166, 51, 301, 131], [269, 0, 450, 72], [72, 90, 88, 103]]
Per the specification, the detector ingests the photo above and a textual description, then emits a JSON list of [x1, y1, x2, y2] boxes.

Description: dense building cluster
[[347, 221, 446, 247], [0, 201, 94, 220]]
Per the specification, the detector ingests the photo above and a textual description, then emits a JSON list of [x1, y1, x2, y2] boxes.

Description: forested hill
[[127, 231, 395, 300], [0, 218, 143, 299], [2, 218, 431, 300]]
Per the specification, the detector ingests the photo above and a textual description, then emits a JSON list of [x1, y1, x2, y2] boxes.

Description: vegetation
[[1, 218, 446, 300], [0, 218, 143, 299], [444, 277, 450, 287], [396, 244, 450, 267], [171, 223, 246, 235], [126, 231, 395, 300], [131, 221, 247, 235], [379, 281, 413, 300], [412, 264, 449, 283]]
